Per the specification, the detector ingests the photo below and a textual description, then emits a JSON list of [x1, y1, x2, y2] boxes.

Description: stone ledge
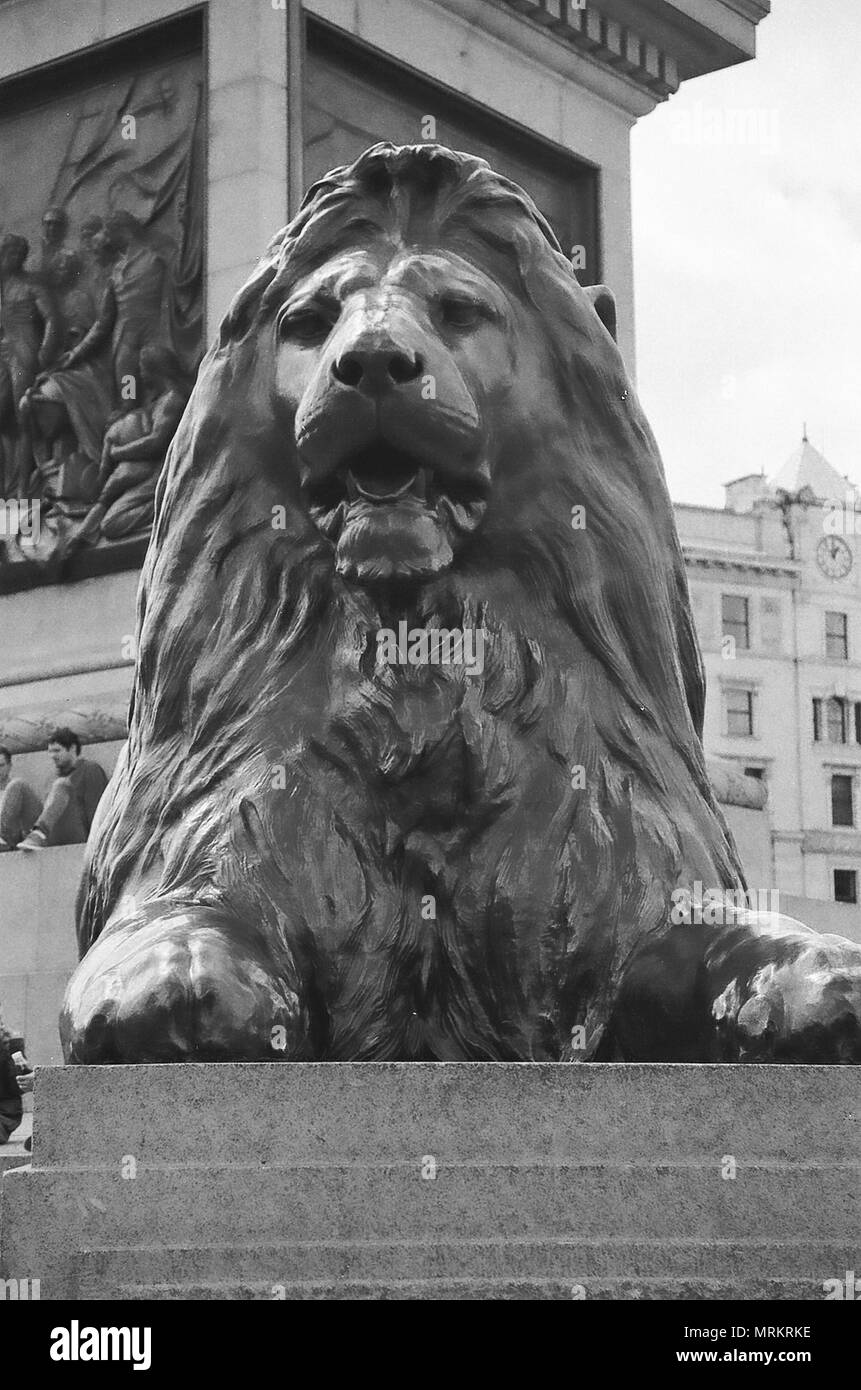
[[28, 1062, 861, 1166]]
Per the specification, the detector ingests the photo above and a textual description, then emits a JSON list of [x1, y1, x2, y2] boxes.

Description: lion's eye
[[278, 307, 334, 345], [438, 294, 485, 331]]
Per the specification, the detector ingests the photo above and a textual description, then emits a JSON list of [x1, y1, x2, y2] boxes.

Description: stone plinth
[[1, 1063, 858, 1300], [0, 845, 84, 1066]]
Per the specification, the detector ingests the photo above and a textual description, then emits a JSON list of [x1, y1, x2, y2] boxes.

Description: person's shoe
[[0, 839, 12, 852], [18, 829, 48, 852]]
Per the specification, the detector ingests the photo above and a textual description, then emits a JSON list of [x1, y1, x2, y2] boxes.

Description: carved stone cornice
[[500, 0, 680, 96], [682, 547, 800, 580], [495, 0, 770, 100]]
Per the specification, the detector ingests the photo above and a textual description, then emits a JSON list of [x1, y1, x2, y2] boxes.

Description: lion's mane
[[76, 144, 744, 1059]]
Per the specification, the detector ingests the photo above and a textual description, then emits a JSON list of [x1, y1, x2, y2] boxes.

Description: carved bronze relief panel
[[0, 18, 204, 582]]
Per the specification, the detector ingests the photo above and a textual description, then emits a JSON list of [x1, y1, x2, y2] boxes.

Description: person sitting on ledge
[[0, 1005, 25, 1145], [0, 745, 42, 851], [18, 727, 107, 851]]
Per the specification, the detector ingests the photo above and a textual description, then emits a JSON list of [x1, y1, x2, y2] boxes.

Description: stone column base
[[1, 1063, 858, 1300]]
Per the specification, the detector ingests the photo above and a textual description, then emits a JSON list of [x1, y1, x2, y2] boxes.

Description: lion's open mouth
[[305, 442, 490, 544]]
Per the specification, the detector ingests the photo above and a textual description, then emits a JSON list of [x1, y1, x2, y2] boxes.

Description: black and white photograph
[[0, 0, 858, 1354]]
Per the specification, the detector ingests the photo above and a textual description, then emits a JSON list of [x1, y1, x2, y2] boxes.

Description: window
[[825, 611, 848, 661], [814, 697, 859, 743], [722, 595, 750, 650], [827, 697, 847, 744], [834, 869, 858, 905], [725, 688, 754, 737], [831, 774, 855, 828], [744, 766, 765, 780]]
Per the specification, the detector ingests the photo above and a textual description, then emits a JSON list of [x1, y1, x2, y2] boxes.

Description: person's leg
[[64, 462, 153, 550], [101, 475, 157, 540], [113, 342, 141, 408], [19, 777, 72, 848], [0, 780, 39, 849], [0, 1098, 23, 1143], [0, 358, 16, 498], [99, 461, 153, 511], [10, 360, 36, 498], [97, 428, 117, 483]]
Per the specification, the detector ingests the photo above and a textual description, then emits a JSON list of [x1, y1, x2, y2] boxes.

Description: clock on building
[[816, 535, 853, 579]]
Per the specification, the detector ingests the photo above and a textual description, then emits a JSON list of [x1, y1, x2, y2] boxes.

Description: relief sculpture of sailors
[[5, 211, 189, 570], [58, 211, 169, 403], [0, 59, 204, 576]]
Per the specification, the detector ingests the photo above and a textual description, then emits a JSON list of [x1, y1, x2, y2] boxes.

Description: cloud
[[632, 0, 861, 506]]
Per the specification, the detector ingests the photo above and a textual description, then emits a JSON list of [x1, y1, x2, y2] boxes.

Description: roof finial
[[802, 421, 808, 443]]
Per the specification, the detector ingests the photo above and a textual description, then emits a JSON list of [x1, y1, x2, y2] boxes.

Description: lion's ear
[[584, 284, 618, 343]]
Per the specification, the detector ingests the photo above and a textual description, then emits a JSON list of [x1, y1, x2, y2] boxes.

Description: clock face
[[817, 535, 853, 579]]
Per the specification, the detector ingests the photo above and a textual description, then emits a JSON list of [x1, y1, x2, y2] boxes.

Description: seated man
[[0, 745, 42, 850], [0, 1007, 25, 1145], [18, 727, 107, 850]]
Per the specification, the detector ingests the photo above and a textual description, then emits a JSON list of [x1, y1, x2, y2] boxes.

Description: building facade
[[677, 437, 861, 919]]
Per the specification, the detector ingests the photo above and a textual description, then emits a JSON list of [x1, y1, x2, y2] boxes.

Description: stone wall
[[0, 845, 83, 1067]]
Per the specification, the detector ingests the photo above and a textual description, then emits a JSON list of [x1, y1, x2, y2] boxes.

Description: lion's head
[[75, 145, 742, 1057], [148, 142, 709, 716]]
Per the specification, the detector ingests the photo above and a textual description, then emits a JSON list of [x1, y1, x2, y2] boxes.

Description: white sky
[[631, 0, 861, 508]]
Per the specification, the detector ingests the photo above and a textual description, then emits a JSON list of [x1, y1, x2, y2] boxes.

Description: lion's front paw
[[713, 936, 861, 1062], [61, 903, 302, 1063]]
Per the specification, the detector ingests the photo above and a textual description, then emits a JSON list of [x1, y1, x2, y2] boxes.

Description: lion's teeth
[[439, 495, 488, 534], [354, 473, 418, 502], [312, 501, 347, 539]]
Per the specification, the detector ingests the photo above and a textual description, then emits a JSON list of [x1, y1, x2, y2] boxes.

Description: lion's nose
[[331, 346, 424, 392]]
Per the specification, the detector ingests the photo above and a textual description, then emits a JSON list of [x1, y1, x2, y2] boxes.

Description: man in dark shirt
[[0, 745, 42, 849], [18, 727, 108, 850], [0, 1006, 25, 1144]]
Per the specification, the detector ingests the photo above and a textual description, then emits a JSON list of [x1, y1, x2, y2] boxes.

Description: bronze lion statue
[[62, 143, 861, 1063]]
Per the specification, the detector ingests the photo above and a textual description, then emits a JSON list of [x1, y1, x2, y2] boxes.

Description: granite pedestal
[[1, 1064, 858, 1300]]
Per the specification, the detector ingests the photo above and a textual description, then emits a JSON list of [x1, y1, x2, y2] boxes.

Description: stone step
[[77, 1237, 857, 1286], [5, 1162, 859, 1248], [90, 1275, 840, 1301], [33, 1063, 861, 1167]]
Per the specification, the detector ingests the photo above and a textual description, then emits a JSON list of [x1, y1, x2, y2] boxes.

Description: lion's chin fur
[[334, 497, 455, 583]]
